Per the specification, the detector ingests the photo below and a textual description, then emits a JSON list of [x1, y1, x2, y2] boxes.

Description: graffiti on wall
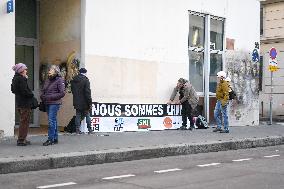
[[225, 51, 259, 125]]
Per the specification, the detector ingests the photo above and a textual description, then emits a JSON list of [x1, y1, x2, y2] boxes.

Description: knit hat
[[12, 63, 27, 74], [217, 71, 226, 78], [178, 78, 187, 84], [79, 68, 87, 74]]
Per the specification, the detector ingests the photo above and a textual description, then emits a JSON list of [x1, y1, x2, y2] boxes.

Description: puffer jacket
[[11, 73, 34, 108], [40, 76, 65, 105], [170, 82, 199, 109], [216, 79, 229, 106], [71, 74, 92, 111]]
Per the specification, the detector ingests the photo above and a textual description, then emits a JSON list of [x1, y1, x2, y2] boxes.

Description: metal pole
[[269, 71, 273, 125], [204, 15, 210, 123]]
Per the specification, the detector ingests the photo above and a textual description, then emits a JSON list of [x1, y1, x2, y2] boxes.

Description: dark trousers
[[181, 101, 194, 128], [17, 108, 31, 142], [75, 109, 92, 132]]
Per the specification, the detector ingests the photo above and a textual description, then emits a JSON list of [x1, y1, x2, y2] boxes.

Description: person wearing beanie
[[168, 78, 199, 130], [41, 65, 65, 146], [11, 63, 35, 146], [213, 71, 230, 133], [71, 67, 93, 134]]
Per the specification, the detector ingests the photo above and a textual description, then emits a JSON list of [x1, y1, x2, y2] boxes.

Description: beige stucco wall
[[0, 0, 15, 136], [260, 1, 284, 118], [40, 0, 81, 127]]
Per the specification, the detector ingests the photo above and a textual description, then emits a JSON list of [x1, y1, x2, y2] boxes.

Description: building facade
[[260, 0, 284, 121], [0, 0, 260, 136]]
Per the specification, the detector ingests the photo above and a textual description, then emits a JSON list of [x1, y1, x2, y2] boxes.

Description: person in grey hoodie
[[71, 68, 93, 134], [41, 65, 65, 146], [168, 78, 199, 130]]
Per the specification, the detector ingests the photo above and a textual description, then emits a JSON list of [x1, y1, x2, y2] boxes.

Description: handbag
[[39, 102, 46, 112], [31, 97, 39, 109]]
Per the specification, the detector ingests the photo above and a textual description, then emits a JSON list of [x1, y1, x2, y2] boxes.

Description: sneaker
[[213, 127, 222, 132], [220, 130, 229, 133], [43, 140, 55, 146]]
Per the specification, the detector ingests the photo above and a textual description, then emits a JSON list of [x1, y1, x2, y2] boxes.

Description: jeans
[[75, 109, 92, 132], [214, 100, 229, 131], [46, 104, 60, 141], [181, 101, 194, 128]]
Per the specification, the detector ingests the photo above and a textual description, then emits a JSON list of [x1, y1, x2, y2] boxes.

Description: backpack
[[229, 89, 237, 100], [64, 116, 77, 133], [195, 115, 208, 129]]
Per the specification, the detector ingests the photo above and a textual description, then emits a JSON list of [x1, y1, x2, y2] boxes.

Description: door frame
[[15, 37, 40, 128]]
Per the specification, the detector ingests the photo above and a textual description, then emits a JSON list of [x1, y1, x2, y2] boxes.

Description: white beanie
[[217, 71, 226, 78]]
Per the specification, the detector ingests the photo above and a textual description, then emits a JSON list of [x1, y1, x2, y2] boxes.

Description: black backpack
[[64, 116, 77, 133], [195, 115, 208, 129]]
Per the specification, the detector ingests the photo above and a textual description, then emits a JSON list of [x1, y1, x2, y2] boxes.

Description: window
[[209, 54, 222, 93], [189, 51, 204, 92], [210, 19, 224, 51], [188, 14, 205, 48]]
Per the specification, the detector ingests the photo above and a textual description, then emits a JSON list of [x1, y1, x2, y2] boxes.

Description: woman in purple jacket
[[41, 65, 65, 146]]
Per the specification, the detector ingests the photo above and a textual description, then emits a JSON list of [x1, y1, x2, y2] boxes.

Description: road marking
[[37, 182, 76, 189], [102, 174, 135, 180], [232, 158, 252, 162], [264, 155, 280, 158], [154, 168, 182, 173], [197, 163, 220, 167]]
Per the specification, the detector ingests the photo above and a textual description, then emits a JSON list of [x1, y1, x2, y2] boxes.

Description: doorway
[[15, 0, 39, 127]]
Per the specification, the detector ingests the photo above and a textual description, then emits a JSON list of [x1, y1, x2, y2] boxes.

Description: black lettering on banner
[[91, 103, 182, 117]]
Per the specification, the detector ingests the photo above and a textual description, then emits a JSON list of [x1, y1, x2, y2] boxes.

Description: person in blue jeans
[[41, 65, 65, 146], [213, 71, 230, 133]]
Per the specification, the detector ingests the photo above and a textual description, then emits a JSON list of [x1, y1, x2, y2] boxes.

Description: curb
[[0, 136, 283, 174]]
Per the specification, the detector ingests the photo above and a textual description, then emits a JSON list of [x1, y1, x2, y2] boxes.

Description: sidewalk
[[0, 124, 283, 174]]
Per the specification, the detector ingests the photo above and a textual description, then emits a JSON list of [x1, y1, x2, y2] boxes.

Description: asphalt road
[[0, 145, 283, 189]]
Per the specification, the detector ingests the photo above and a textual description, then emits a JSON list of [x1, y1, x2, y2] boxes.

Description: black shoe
[[24, 140, 31, 145], [17, 141, 27, 146], [213, 128, 222, 132], [43, 140, 54, 146], [54, 139, 58, 144], [178, 126, 187, 130], [220, 130, 229, 133]]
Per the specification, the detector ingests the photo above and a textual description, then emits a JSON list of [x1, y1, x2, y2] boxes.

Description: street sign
[[269, 47, 279, 72], [252, 49, 259, 62], [7, 0, 13, 13], [269, 47, 277, 59]]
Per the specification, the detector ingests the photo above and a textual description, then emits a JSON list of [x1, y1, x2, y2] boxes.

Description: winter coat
[[71, 74, 92, 111], [170, 82, 199, 109], [11, 73, 34, 108], [41, 76, 65, 105], [216, 79, 229, 106]]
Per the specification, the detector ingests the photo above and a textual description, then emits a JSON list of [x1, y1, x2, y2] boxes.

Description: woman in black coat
[[11, 63, 37, 146]]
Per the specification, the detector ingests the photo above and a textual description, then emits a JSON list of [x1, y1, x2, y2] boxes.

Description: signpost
[[268, 47, 279, 125]]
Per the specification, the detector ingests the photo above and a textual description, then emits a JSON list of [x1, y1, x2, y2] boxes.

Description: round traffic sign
[[270, 47, 277, 59]]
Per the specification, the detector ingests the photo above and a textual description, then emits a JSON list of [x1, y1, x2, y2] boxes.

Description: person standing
[[213, 71, 230, 133], [71, 68, 93, 134], [41, 65, 65, 146], [11, 63, 36, 146], [168, 78, 199, 130]]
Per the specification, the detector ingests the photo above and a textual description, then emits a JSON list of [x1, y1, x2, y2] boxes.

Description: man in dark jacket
[[11, 63, 36, 146], [71, 68, 93, 134]]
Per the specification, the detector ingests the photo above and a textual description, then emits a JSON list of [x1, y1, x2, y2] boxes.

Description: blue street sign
[[269, 47, 277, 59], [252, 49, 259, 62], [7, 0, 13, 13]]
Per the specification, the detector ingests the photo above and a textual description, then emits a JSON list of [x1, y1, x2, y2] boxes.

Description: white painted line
[[232, 158, 252, 162], [37, 182, 76, 189], [264, 155, 280, 158], [197, 163, 220, 167], [154, 168, 182, 173], [102, 174, 135, 180]]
